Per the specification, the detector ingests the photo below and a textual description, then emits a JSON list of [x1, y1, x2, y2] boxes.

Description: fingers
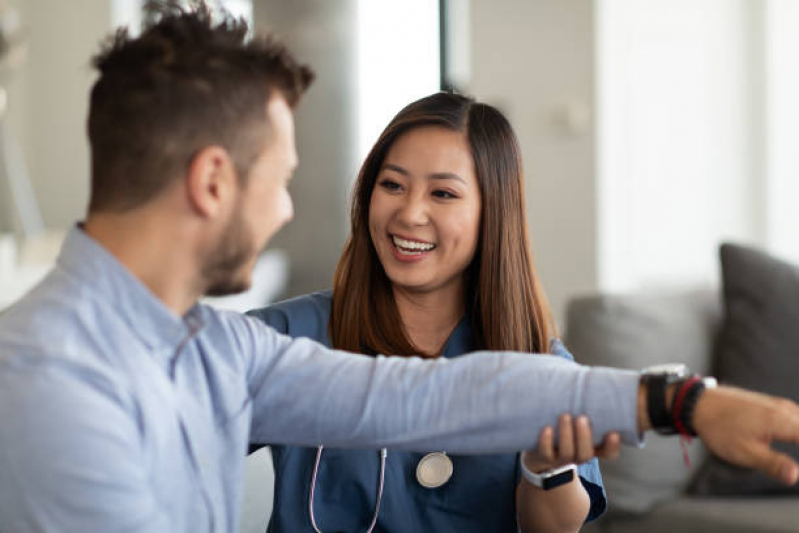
[[696, 387, 799, 485], [573, 416, 594, 463], [754, 397, 799, 484], [769, 398, 799, 447], [557, 414, 575, 460], [521, 424, 557, 473], [537, 425, 555, 463], [552, 414, 610, 463], [527, 414, 619, 472], [596, 432, 622, 461], [558, 414, 601, 464], [571, 416, 621, 462], [748, 443, 799, 486]]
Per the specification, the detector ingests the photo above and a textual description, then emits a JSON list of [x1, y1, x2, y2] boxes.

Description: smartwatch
[[519, 453, 577, 490], [640, 364, 690, 435]]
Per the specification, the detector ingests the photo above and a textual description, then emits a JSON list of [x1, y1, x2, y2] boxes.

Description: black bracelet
[[675, 378, 713, 437]]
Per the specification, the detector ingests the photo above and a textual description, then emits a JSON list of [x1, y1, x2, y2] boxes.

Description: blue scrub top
[[248, 291, 606, 532]]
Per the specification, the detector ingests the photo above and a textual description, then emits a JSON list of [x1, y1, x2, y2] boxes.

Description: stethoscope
[[308, 445, 454, 533]]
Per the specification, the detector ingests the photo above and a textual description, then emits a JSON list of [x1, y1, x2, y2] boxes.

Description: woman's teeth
[[392, 235, 435, 254]]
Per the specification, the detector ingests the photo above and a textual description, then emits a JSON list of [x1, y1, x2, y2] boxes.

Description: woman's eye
[[378, 179, 402, 192], [433, 190, 458, 199]]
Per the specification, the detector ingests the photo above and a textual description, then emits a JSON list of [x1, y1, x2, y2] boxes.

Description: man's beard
[[202, 210, 258, 297]]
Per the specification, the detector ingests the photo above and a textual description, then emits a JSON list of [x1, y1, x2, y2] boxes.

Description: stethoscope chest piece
[[416, 451, 453, 489]]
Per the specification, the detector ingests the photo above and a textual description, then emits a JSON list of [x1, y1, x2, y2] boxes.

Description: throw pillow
[[692, 243, 799, 495]]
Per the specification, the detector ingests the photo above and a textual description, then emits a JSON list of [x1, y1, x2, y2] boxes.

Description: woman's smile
[[390, 234, 437, 261]]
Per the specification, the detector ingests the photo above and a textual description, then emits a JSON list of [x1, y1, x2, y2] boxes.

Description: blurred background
[[1, 0, 798, 326]]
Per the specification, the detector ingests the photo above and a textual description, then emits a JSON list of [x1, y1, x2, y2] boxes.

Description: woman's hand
[[516, 414, 622, 533], [523, 414, 622, 474]]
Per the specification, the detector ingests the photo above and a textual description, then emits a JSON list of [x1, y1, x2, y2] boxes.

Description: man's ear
[[185, 146, 238, 218]]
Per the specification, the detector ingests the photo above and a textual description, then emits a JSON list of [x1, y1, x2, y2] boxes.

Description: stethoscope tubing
[[308, 445, 388, 533]]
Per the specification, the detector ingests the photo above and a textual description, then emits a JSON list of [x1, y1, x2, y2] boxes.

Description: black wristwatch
[[640, 364, 690, 435]]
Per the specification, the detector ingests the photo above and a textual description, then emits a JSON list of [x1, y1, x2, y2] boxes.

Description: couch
[[567, 286, 799, 533]]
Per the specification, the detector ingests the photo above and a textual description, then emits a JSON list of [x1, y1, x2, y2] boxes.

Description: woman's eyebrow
[[382, 163, 409, 176], [383, 163, 466, 184], [428, 172, 466, 184]]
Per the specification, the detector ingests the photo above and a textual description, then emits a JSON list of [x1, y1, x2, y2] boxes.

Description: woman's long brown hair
[[331, 92, 554, 357]]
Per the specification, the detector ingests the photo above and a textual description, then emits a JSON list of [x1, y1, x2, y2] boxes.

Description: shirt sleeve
[[244, 302, 303, 452], [549, 338, 608, 520], [0, 358, 171, 533], [237, 314, 643, 453]]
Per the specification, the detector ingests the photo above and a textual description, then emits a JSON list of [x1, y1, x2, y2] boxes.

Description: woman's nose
[[396, 194, 429, 226]]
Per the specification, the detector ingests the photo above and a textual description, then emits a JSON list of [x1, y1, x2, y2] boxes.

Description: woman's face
[[368, 126, 482, 297]]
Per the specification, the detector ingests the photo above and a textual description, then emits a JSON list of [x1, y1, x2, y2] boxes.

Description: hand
[[694, 386, 799, 485], [523, 413, 622, 473]]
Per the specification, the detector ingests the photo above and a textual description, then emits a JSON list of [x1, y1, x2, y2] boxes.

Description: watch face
[[641, 363, 689, 376], [542, 468, 575, 490]]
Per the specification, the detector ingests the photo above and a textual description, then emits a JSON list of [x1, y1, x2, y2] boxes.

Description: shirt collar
[[56, 225, 205, 352], [440, 314, 474, 358]]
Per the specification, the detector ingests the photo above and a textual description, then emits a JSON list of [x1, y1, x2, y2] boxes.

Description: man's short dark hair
[[87, 0, 314, 212]]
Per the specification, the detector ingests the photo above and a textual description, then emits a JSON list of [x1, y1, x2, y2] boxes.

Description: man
[[0, 3, 798, 532]]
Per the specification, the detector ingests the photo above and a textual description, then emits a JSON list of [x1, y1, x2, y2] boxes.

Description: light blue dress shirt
[[0, 227, 641, 532]]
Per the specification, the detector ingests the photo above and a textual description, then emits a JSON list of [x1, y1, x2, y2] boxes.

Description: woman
[[249, 92, 616, 532]]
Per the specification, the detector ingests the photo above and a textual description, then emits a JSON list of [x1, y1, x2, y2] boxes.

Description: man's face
[[203, 96, 297, 296]]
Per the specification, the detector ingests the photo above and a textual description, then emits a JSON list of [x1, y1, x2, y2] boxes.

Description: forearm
[[516, 477, 590, 533], [249, 333, 643, 452]]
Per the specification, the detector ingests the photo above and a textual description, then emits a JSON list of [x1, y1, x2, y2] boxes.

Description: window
[[355, 0, 440, 165]]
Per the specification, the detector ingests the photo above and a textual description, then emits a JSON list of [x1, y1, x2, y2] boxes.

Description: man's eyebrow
[[382, 163, 466, 184]]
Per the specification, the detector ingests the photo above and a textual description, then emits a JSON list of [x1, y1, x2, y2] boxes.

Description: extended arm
[[243, 316, 642, 452], [244, 316, 799, 485]]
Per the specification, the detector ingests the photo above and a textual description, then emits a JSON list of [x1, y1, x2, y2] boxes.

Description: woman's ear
[[185, 146, 238, 218]]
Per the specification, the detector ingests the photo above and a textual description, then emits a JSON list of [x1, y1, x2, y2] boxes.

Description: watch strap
[[642, 372, 676, 434], [519, 453, 577, 491]]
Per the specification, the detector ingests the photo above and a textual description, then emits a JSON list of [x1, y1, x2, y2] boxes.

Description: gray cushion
[[565, 290, 721, 513], [692, 243, 799, 496], [585, 497, 799, 533]]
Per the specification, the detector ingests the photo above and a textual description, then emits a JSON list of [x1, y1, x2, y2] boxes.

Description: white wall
[[356, 0, 440, 165], [11, 0, 110, 230], [468, 0, 598, 327], [597, 0, 799, 288], [764, 0, 799, 265], [597, 0, 756, 292]]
